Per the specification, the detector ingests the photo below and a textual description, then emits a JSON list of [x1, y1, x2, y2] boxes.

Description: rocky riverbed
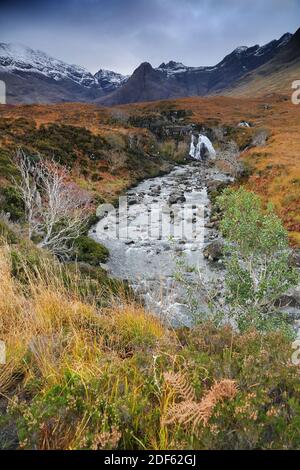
[[91, 161, 233, 325]]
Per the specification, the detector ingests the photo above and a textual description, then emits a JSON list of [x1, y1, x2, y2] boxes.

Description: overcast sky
[[0, 0, 299, 75]]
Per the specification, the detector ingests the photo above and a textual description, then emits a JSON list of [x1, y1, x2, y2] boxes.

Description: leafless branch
[[13, 150, 91, 259]]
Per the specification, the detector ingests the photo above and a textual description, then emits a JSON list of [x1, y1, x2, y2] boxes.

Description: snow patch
[[233, 46, 248, 55], [277, 33, 292, 48], [238, 121, 250, 128], [94, 69, 128, 91]]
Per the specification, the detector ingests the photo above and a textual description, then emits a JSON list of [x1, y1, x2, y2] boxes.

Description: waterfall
[[189, 134, 197, 159], [189, 134, 216, 161]]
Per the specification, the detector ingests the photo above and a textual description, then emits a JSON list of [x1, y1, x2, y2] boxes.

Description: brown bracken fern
[[163, 371, 196, 402], [163, 372, 237, 430]]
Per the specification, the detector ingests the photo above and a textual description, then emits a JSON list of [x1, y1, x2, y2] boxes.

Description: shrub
[[10, 371, 122, 450], [217, 187, 299, 333], [74, 236, 109, 266], [0, 186, 25, 221], [160, 141, 176, 159], [0, 219, 19, 244]]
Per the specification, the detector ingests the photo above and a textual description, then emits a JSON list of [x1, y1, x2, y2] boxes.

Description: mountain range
[[0, 42, 128, 104], [0, 28, 299, 105]]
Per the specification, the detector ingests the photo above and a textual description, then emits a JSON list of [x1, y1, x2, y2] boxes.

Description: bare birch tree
[[14, 150, 91, 259]]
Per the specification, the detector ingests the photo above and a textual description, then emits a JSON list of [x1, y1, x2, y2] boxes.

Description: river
[[91, 161, 232, 326]]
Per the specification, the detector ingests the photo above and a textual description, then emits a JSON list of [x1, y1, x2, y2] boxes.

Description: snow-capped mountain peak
[[158, 60, 186, 70], [277, 32, 293, 47], [233, 46, 249, 55], [157, 60, 189, 76], [0, 42, 128, 93], [0, 42, 98, 87], [94, 68, 128, 92], [0, 29, 297, 105]]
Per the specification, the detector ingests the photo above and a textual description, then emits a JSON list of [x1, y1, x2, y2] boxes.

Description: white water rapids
[[91, 162, 231, 326]]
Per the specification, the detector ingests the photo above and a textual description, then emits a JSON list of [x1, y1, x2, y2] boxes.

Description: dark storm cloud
[[0, 0, 299, 74]]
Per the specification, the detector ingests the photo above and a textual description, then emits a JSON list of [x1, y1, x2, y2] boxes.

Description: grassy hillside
[[0, 240, 299, 450], [225, 61, 300, 98], [0, 103, 183, 206]]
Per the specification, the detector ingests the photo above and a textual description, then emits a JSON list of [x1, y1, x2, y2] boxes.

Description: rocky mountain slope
[[0, 43, 128, 103], [99, 32, 293, 105], [0, 30, 298, 105], [98, 61, 184, 105], [225, 28, 300, 97], [94, 69, 128, 93]]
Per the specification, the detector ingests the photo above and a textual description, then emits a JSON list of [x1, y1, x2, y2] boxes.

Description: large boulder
[[289, 250, 300, 268], [168, 192, 186, 205], [276, 286, 300, 309], [203, 240, 224, 261], [206, 180, 228, 198], [251, 129, 269, 147]]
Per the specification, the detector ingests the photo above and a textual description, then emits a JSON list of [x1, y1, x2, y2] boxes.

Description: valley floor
[[0, 94, 300, 450]]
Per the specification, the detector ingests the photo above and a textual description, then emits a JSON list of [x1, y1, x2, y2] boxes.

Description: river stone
[[251, 129, 269, 147], [128, 198, 138, 205], [161, 242, 171, 250], [205, 222, 215, 229], [206, 180, 227, 195], [150, 185, 161, 195], [203, 240, 224, 261], [289, 250, 300, 268], [100, 263, 109, 272], [168, 192, 186, 205], [276, 286, 300, 309]]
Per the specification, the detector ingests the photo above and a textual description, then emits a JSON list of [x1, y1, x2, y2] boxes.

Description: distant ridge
[[225, 28, 300, 97], [98, 31, 295, 105], [0, 29, 299, 104]]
